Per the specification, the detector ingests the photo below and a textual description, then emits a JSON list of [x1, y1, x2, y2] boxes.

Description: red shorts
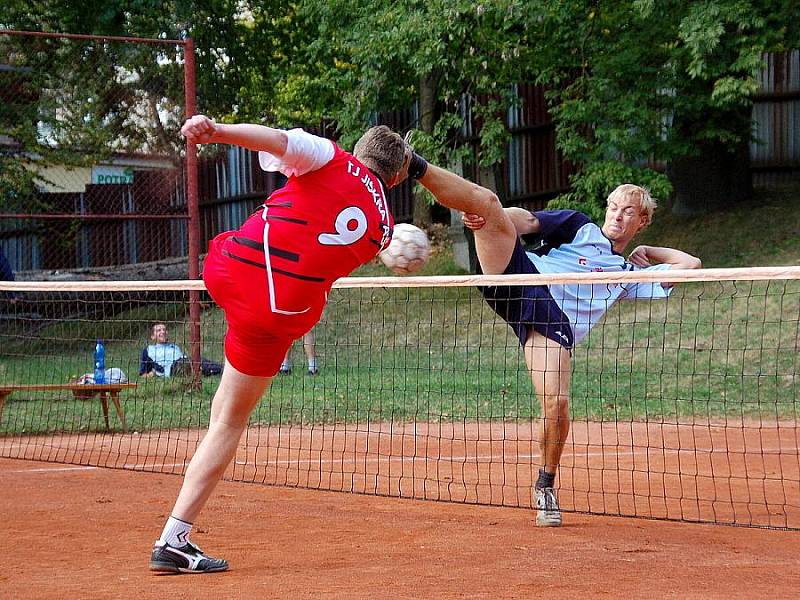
[[203, 231, 327, 377]]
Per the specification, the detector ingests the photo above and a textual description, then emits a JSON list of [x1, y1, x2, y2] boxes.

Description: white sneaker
[[534, 487, 562, 527]]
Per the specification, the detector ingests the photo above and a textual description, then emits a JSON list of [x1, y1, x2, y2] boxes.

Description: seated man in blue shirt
[[415, 157, 701, 527], [140, 322, 186, 378]]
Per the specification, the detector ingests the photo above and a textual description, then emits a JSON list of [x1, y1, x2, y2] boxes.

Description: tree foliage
[[0, 1, 290, 209], [531, 0, 799, 214], [269, 0, 798, 217], [273, 1, 540, 222], [2, 0, 267, 113], [2, 1, 797, 217], [284, 2, 534, 159]]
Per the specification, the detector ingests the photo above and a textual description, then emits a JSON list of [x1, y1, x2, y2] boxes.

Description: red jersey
[[203, 142, 394, 364], [249, 143, 393, 280]]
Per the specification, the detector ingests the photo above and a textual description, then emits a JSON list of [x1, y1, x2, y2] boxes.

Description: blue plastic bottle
[[94, 339, 106, 384]]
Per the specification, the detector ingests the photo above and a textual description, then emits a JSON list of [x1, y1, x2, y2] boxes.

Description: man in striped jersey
[[415, 167, 701, 527]]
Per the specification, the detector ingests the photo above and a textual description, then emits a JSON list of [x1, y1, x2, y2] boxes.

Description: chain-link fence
[[0, 30, 194, 273]]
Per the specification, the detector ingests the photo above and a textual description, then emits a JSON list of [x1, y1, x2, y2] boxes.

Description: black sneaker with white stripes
[[150, 540, 229, 574]]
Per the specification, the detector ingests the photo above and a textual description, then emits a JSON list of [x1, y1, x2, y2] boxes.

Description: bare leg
[[302, 330, 316, 365], [171, 358, 272, 522], [417, 164, 518, 274], [523, 331, 571, 474]]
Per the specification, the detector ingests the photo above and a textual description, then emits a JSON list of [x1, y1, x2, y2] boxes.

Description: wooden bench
[[0, 383, 138, 431]]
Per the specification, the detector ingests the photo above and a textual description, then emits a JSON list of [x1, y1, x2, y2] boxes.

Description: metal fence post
[[183, 37, 202, 387]]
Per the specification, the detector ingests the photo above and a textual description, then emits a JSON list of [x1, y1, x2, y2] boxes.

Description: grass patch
[[1, 186, 799, 434]]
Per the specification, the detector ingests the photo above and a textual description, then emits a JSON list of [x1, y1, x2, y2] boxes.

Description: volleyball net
[[1, 266, 799, 529]]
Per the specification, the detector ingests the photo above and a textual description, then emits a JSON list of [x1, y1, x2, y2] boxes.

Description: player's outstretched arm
[[628, 245, 702, 269], [181, 115, 288, 157]]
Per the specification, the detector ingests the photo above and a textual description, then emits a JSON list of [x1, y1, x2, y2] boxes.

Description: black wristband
[[408, 152, 428, 180]]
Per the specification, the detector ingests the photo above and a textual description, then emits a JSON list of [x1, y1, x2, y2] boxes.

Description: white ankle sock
[[160, 516, 192, 547], [307, 358, 317, 371]]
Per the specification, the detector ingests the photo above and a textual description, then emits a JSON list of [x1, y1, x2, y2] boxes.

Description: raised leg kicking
[[412, 157, 701, 527]]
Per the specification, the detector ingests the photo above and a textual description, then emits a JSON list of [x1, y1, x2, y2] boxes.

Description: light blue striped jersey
[[525, 210, 672, 344]]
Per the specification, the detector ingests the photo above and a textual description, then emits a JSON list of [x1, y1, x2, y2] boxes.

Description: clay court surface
[[3, 420, 800, 598], [4, 419, 799, 525], [1, 456, 799, 599]]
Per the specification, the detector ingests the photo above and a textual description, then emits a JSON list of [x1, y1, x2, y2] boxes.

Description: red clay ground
[[5, 420, 799, 527], [2, 456, 799, 599]]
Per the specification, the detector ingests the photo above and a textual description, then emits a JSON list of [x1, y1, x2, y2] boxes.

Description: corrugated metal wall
[[751, 50, 800, 187], [506, 83, 575, 208]]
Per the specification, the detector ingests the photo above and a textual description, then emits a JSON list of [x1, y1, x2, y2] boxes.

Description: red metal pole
[[0, 29, 184, 44], [184, 37, 203, 386]]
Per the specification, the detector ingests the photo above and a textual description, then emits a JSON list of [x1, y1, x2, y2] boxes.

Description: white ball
[[379, 223, 431, 275]]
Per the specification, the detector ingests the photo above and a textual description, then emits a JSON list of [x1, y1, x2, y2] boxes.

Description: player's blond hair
[[606, 184, 657, 221], [353, 125, 406, 183]]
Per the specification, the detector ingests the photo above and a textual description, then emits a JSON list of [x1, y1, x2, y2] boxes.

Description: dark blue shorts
[[479, 240, 574, 350]]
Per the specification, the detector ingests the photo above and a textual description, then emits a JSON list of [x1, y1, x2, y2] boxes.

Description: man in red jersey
[[150, 115, 424, 574]]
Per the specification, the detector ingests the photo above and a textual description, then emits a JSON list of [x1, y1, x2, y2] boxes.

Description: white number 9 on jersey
[[318, 206, 368, 246]]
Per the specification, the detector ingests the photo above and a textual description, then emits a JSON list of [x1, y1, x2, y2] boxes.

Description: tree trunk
[[412, 72, 438, 226], [668, 105, 753, 216]]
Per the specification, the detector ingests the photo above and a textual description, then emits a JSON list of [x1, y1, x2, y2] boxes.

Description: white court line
[[6, 465, 98, 473], [121, 462, 187, 469], [233, 449, 645, 467], [5, 462, 187, 472]]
